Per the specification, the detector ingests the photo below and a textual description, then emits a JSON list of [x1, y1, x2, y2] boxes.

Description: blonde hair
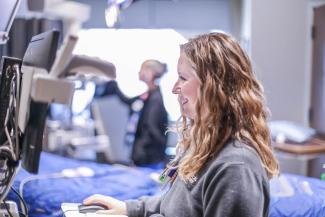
[[176, 32, 278, 180], [142, 59, 167, 79]]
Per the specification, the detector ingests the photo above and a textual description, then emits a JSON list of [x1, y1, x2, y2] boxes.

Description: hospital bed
[[8, 152, 160, 217], [6, 152, 325, 217]]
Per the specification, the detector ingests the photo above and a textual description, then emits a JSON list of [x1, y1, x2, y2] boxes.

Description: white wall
[[249, 0, 310, 125], [120, 0, 231, 30], [75, 0, 242, 38], [76, 0, 322, 126]]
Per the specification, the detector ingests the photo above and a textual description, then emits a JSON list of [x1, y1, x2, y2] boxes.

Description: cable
[[0, 145, 17, 195], [0, 65, 21, 159], [3, 92, 16, 161], [0, 166, 13, 187], [0, 63, 21, 217], [0, 66, 19, 162], [0, 166, 17, 203], [0, 140, 16, 161], [19, 173, 63, 214], [18, 212, 26, 217], [3, 199, 15, 217], [10, 187, 28, 217], [0, 161, 14, 190], [13, 65, 20, 158], [0, 66, 20, 179], [19, 167, 95, 215], [4, 81, 15, 157]]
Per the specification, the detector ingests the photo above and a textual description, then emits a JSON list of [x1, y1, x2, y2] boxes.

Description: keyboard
[[61, 203, 82, 217]]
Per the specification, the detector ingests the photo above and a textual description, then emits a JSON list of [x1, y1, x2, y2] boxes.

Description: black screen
[[21, 30, 60, 173]]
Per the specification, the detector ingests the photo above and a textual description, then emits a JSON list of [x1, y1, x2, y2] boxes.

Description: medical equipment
[[0, 29, 115, 217], [18, 30, 116, 175]]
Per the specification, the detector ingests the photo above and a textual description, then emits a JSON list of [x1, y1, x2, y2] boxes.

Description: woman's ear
[[146, 69, 156, 82]]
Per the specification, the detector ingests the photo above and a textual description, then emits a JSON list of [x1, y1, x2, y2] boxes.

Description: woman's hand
[[83, 194, 127, 215]]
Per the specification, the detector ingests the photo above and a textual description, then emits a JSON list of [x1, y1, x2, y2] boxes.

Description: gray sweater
[[126, 140, 270, 217]]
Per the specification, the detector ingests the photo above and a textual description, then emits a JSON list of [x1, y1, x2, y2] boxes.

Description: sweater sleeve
[[126, 195, 163, 217], [94, 80, 133, 105], [203, 163, 268, 217]]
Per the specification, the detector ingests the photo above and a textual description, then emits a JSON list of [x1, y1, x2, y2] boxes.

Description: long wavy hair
[[175, 32, 278, 180]]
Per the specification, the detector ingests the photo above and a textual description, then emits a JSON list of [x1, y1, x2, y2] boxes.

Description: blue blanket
[[8, 152, 160, 217], [7, 152, 325, 217], [269, 173, 325, 217]]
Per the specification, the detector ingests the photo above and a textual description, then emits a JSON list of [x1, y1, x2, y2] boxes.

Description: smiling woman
[[82, 32, 279, 217]]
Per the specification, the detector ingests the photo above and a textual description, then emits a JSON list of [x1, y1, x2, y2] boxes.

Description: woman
[[84, 32, 278, 217], [130, 59, 169, 165], [95, 59, 168, 166]]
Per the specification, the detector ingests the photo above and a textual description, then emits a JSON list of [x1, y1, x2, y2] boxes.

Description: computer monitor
[[0, 0, 21, 44], [19, 30, 60, 173], [22, 30, 60, 72]]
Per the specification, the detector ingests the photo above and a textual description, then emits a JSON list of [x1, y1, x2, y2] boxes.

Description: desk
[[273, 138, 325, 178]]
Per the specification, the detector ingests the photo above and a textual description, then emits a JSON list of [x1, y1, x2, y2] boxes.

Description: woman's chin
[[180, 109, 193, 119]]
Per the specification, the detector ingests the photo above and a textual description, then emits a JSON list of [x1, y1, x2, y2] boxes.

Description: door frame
[[306, 1, 325, 126]]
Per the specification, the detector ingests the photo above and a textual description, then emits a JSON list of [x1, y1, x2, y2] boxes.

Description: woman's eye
[[179, 76, 186, 81]]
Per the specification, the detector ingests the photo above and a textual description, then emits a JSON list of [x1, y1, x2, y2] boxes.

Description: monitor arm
[[30, 55, 116, 105], [18, 34, 116, 134], [18, 55, 116, 133], [62, 55, 116, 78]]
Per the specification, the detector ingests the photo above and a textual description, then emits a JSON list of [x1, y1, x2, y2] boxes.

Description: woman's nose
[[172, 83, 180, 94]]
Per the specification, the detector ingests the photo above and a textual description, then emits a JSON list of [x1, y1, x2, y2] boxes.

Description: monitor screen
[[20, 30, 60, 173], [22, 30, 60, 72], [0, 0, 20, 44]]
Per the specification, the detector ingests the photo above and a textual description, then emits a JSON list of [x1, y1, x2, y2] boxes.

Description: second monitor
[[19, 30, 60, 174]]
